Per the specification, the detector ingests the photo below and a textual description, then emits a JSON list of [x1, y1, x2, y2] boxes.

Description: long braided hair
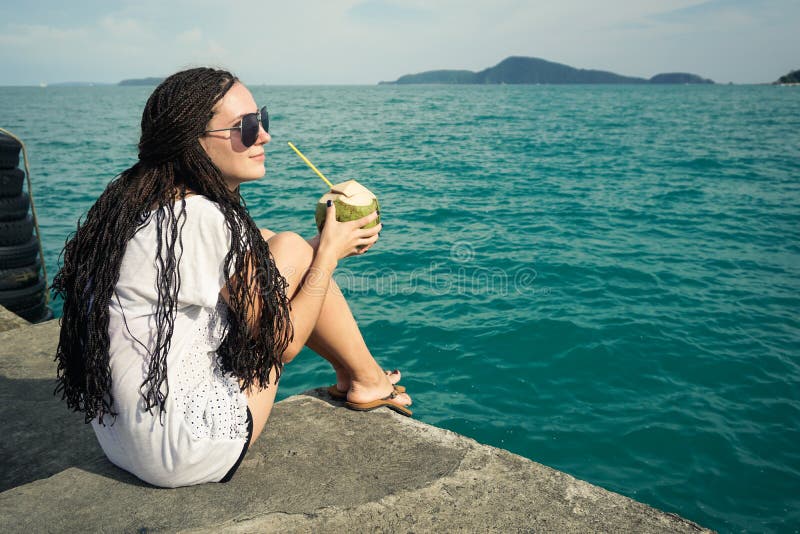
[[52, 67, 293, 424]]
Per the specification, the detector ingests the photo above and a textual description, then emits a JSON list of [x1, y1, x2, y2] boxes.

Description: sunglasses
[[204, 106, 269, 148]]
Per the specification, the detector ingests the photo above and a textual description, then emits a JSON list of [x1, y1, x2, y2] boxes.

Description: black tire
[[0, 236, 39, 268], [0, 168, 24, 198], [8, 295, 46, 322], [34, 307, 54, 323], [0, 133, 21, 170], [0, 193, 30, 221], [0, 214, 33, 246], [0, 257, 40, 290], [0, 275, 46, 309]]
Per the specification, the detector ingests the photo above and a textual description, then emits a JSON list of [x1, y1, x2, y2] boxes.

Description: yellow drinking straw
[[287, 142, 334, 189]]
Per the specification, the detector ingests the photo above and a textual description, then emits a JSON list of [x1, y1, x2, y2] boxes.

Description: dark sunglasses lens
[[240, 108, 268, 147], [241, 113, 259, 147], [260, 106, 269, 134]]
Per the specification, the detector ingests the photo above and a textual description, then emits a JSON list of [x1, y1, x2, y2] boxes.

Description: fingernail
[[327, 200, 332, 207]]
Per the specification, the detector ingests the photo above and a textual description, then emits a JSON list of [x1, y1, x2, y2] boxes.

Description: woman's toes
[[386, 369, 401, 385], [390, 392, 412, 406]]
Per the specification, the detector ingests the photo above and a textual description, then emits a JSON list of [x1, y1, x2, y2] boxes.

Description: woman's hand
[[317, 201, 382, 260]]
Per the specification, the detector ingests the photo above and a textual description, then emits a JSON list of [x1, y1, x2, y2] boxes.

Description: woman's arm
[[221, 206, 379, 362]]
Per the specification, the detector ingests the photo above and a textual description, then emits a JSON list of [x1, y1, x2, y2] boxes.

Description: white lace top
[[91, 195, 250, 488]]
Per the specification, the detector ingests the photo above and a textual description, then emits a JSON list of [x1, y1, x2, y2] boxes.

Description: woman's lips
[[250, 154, 265, 161]]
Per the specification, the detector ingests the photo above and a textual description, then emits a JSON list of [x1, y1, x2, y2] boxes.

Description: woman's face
[[199, 81, 270, 191]]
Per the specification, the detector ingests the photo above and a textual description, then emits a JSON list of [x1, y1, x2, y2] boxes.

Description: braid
[[52, 68, 293, 424]]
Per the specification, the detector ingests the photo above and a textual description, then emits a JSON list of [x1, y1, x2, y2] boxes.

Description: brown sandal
[[327, 383, 406, 400], [345, 389, 412, 417]]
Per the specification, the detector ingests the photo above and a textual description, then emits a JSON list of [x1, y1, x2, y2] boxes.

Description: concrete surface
[[0, 305, 30, 334], [0, 306, 711, 533]]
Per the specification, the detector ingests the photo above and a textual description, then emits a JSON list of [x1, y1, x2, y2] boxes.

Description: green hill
[[391, 69, 478, 84], [478, 56, 646, 84], [775, 69, 800, 84], [380, 56, 713, 85], [118, 77, 165, 86], [649, 73, 713, 84]]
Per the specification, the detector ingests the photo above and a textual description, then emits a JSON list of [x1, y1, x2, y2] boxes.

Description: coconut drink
[[314, 179, 380, 233], [287, 141, 381, 235]]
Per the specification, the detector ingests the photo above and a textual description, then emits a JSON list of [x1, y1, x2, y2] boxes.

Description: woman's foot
[[335, 368, 401, 395], [346, 367, 412, 410]]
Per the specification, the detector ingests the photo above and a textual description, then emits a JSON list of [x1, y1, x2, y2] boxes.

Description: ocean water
[[1, 84, 799, 532]]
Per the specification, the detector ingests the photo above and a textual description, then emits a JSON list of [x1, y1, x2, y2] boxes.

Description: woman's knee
[[268, 232, 313, 262], [267, 232, 313, 294]]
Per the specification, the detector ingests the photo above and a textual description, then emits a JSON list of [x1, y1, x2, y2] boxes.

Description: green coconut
[[315, 179, 381, 233]]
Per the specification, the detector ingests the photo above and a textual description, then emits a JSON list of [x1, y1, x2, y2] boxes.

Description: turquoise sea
[[1, 84, 799, 532]]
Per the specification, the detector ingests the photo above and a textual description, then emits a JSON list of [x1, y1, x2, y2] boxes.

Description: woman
[[52, 67, 412, 488]]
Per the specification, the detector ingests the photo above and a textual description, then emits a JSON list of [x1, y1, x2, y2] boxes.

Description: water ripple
[[2, 84, 799, 532]]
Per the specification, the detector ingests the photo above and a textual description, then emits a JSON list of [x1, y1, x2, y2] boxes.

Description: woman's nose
[[257, 124, 270, 145]]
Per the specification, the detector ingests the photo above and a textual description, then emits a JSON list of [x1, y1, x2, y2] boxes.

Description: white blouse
[[91, 195, 250, 488]]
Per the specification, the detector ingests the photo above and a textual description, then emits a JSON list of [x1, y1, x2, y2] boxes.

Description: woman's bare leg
[[303, 281, 401, 392], [244, 231, 411, 444], [256, 228, 362, 386], [244, 365, 280, 446], [266, 231, 410, 406]]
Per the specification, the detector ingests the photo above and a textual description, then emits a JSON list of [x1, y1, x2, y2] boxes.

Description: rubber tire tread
[[0, 236, 39, 269], [0, 257, 41, 290], [0, 193, 29, 221], [0, 168, 24, 198], [35, 307, 54, 323], [8, 294, 46, 322], [0, 275, 46, 309], [0, 133, 21, 170], [0, 214, 34, 246]]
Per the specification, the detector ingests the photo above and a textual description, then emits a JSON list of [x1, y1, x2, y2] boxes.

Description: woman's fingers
[[359, 232, 380, 246], [319, 204, 382, 260], [350, 209, 379, 228], [344, 233, 380, 257], [360, 234, 380, 254], [356, 222, 382, 237]]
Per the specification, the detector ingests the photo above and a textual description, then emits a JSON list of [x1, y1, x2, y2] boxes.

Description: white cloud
[[98, 16, 145, 36], [0, 0, 798, 84], [0, 24, 90, 51], [205, 40, 227, 60], [176, 28, 203, 44]]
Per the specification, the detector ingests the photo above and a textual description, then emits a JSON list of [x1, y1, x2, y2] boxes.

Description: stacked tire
[[0, 132, 52, 323]]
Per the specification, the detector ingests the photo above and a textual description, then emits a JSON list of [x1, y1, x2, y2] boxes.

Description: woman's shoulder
[[141, 195, 228, 237], [148, 192, 221, 211], [184, 194, 223, 212], [149, 194, 226, 218], [182, 195, 228, 228]]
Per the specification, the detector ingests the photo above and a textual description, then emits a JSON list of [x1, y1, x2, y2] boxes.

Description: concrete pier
[[0, 306, 710, 533]]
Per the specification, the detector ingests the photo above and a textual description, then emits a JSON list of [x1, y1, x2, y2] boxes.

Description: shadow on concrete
[[0, 375, 149, 491], [0, 380, 422, 493]]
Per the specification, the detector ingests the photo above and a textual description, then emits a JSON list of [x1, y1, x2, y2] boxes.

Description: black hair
[[52, 67, 293, 424]]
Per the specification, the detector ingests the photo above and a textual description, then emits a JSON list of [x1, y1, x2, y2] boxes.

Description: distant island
[[774, 69, 799, 85], [48, 81, 113, 87], [379, 56, 714, 85], [118, 77, 165, 86]]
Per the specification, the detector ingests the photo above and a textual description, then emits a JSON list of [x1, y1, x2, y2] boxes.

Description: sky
[[0, 0, 797, 85]]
